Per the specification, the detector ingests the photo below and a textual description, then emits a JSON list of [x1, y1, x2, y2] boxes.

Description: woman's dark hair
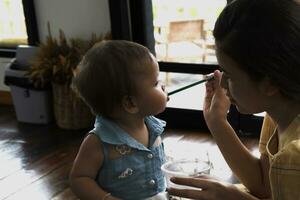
[[214, 0, 300, 101]]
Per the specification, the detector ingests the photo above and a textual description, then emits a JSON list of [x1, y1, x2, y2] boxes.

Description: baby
[[69, 40, 169, 200]]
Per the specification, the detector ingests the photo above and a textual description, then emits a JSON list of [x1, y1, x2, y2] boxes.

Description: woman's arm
[[206, 119, 270, 197], [69, 134, 120, 200], [203, 70, 270, 198]]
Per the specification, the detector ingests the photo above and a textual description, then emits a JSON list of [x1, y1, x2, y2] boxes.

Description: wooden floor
[[0, 104, 260, 200]]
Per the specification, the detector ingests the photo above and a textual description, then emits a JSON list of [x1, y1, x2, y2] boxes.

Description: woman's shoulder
[[261, 114, 277, 137], [259, 114, 277, 154]]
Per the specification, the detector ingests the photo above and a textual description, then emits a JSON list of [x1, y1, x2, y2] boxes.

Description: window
[[109, 0, 263, 136], [0, 0, 39, 57], [153, 0, 225, 64], [152, 0, 225, 112]]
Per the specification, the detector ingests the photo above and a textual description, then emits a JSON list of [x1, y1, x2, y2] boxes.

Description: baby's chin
[[155, 107, 167, 115]]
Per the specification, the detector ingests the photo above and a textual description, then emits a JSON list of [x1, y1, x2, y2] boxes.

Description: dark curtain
[[108, 0, 155, 54]]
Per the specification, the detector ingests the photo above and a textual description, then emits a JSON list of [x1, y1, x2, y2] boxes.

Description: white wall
[[34, 0, 111, 41], [0, 0, 111, 91]]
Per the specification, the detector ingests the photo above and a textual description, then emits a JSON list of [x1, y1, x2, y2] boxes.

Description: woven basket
[[52, 83, 94, 130]]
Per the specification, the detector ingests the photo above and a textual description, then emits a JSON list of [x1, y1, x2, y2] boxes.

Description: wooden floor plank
[[4, 163, 73, 200], [0, 143, 77, 199], [0, 104, 259, 200]]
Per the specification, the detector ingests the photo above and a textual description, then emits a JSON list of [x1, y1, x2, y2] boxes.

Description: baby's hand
[[203, 70, 230, 125]]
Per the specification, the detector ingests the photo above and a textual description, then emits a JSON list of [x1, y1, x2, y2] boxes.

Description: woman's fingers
[[204, 70, 222, 99], [203, 73, 216, 111], [168, 177, 213, 200], [168, 187, 208, 200], [168, 176, 232, 200], [170, 177, 211, 189]]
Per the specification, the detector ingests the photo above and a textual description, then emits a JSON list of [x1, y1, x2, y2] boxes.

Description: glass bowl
[[161, 159, 212, 189]]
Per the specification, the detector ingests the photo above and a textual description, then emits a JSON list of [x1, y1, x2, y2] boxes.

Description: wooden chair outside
[[155, 19, 210, 63]]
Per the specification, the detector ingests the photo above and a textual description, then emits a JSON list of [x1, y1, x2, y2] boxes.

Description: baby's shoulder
[[81, 132, 104, 150]]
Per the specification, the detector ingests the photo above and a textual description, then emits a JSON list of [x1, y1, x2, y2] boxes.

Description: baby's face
[[134, 54, 168, 116]]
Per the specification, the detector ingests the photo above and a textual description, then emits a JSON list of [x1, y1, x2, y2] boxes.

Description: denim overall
[[92, 116, 166, 200]]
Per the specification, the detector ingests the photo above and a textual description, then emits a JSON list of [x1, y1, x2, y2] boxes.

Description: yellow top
[[259, 114, 300, 200]]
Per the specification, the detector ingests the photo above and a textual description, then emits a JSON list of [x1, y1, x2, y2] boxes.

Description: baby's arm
[[203, 70, 270, 198], [69, 134, 120, 200]]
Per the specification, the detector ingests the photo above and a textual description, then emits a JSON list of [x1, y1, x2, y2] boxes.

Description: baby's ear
[[122, 95, 139, 114]]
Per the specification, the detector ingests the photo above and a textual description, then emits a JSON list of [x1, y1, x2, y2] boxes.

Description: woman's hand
[[203, 70, 230, 126], [168, 175, 244, 200]]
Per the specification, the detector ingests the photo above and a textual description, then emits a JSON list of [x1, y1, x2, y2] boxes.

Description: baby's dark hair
[[72, 40, 153, 117], [214, 0, 300, 101]]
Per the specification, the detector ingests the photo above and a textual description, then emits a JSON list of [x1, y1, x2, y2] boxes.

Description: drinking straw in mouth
[[168, 74, 214, 96]]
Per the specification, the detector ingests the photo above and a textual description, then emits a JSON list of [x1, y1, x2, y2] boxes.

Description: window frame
[[0, 0, 39, 58], [108, 0, 263, 136]]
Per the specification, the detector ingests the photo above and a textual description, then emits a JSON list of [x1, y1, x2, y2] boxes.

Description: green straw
[[168, 75, 214, 96]]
